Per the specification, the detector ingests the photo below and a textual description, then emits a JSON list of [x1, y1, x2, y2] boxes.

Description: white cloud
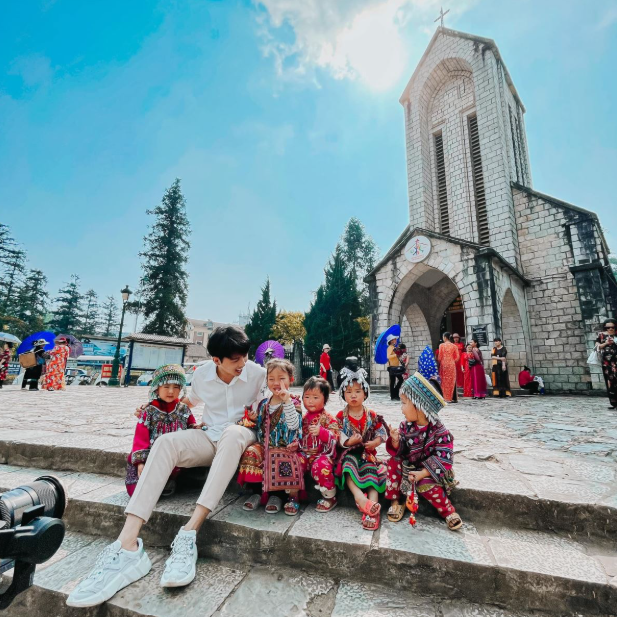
[[597, 6, 617, 30], [9, 54, 55, 90], [254, 0, 473, 89]]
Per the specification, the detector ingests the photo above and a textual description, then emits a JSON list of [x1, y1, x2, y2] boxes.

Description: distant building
[[185, 318, 240, 359], [238, 312, 250, 328]]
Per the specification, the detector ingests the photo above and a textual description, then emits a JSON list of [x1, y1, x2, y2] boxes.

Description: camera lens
[[0, 476, 67, 528]]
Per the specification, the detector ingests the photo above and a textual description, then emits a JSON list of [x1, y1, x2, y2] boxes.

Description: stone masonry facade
[[368, 28, 617, 393]]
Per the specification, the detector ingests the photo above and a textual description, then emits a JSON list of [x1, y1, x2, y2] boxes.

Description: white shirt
[[188, 360, 266, 442]]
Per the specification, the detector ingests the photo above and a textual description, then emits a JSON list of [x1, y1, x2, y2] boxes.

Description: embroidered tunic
[[300, 409, 339, 463]]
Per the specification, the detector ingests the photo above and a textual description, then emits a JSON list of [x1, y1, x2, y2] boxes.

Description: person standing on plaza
[[596, 318, 617, 409], [452, 333, 465, 389], [319, 344, 335, 391], [469, 338, 487, 399], [461, 343, 473, 398], [387, 335, 404, 400], [437, 332, 459, 403], [67, 326, 266, 608], [491, 337, 511, 398], [21, 339, 48, 391], [41, 336, 70, 391], [0, 341, 13, 388]]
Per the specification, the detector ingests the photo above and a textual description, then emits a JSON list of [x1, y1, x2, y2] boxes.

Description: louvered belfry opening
[[433, 132, 449, 235], [467, 114, 490, 246]]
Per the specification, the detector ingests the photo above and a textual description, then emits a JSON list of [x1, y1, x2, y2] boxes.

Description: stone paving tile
[[455, 461, 534, 496], [287, 503, 374, 546], [212, 497, 298, 534], [525, 475, 612, 504], [215, 565, 336, 617], [0, 464, 73, 489], [379, 515, 494, 566], [155, 488, 240, 519]]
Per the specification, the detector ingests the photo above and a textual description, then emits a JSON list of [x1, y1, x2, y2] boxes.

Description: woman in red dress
[[437, 332, 460, 403], [470, 338, 487, 399], [461, 343, 473, 398], [452, 333, 465, 388]]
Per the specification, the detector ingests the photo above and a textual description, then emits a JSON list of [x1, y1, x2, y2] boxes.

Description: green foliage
[[140, 179, 191, 337], [304, 247, 364, 370], [610, 255, 617, 278], [49, 274, 84, 334], [101, 296, 119, 336], [14, 269, 49, 338], [271, 311, 306, 345], [80, 289, 100, 336], [339, 217, 378, 316], [245, 278, 277, 356], [0, 223, 27, 318]]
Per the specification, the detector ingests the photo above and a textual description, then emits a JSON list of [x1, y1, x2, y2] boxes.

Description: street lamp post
[[108, 284, 132, 387]]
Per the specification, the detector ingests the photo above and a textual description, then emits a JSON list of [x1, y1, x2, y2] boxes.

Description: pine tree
[[304, 247, 364, 370], [49, 274, 84, 334], [15, 269, 49, 337], [339, 217, 378, 316], [140, 179, 191, 337], [245, 278, 277, 356], [101, 296, 119, 336], [81, 289, 100, 335], [0, 223, 27, 318]]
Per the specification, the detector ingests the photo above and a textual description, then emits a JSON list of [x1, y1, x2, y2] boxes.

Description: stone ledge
[[0, 465, 615, 615]]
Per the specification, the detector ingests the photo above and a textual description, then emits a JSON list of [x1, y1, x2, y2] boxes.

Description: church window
[[509, 106, 521, 183], [467, 115, 490, 246], [433, 132, 449, 235]]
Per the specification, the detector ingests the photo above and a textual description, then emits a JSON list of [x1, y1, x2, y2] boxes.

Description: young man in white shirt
[[67, 326, 266, 608]]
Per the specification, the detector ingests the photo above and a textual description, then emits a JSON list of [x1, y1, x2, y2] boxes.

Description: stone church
[[368, 27, 617, 393]]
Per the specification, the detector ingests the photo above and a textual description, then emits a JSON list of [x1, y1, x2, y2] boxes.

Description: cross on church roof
[[434, 6, 450, 28]]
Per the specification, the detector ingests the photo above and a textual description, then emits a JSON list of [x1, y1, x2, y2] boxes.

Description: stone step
[[1, 464, 615, 615], [6, 530, 571, 617], [2, 437, 616, 544]]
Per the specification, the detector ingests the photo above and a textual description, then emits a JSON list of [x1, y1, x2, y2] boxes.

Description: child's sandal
[[316, 497, 337, 513], [265, 495, 282, 514], [284, 498, 300, 516], [359, 498, 381, 517], [387, 501, 405, 523], [242, 494, 261, 511], [362, 511, 380, 531], [445, 513, 463, 531]]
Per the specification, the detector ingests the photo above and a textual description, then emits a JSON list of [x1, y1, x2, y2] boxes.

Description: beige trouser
[[125, 424, 256, 522]]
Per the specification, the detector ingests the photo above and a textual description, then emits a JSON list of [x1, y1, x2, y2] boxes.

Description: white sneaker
[[66, 539, 151, 607], [159, 527, 198, 588]]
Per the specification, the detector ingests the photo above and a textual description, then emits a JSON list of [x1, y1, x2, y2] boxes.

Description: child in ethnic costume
[[126, 364, 199, 497], [335, 362, 389, 530], [385, 372, 462, 530], [300, 376, 340, 512], [238, 358, 304, 516]]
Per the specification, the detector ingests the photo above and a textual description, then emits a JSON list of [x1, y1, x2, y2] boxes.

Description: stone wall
[[513, 185, 615, 392]]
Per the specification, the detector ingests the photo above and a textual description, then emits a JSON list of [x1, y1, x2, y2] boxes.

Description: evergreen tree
[[14, 269, 49, 337], [245, 278, 277, 356], [101, 295, 119, 336], [140, 179, 191, 337], [339, 217, 378, 316], [81, 289, 100, 335], [0, 223, 27, 318], [304, 247, 364, 370], [49, 274, 84, 334]]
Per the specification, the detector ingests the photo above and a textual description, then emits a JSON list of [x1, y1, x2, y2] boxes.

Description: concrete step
[[1, 464, 615, 615], [2, 437, 616, 544], [6, 530, 571, 617]]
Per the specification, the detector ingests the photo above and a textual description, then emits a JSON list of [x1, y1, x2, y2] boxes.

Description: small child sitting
[[238, 358, 304, 516], [125, 364, 198, 497], [335, 362, 389, 531], [299, 376, 340, 512], [385, 372, 462, 530]]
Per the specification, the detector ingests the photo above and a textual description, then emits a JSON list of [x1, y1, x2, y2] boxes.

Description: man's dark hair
[[303, 376, 330, 404], [207, 326, 250, 359], [493, 337, 502, 343], [602, 318, 616, 329]]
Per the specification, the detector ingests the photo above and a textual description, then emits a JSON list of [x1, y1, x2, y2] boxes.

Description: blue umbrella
[[374, 324, 401, 364], [17, 331, 56, 355]]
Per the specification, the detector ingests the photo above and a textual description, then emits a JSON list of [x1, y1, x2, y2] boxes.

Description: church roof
[[365, 227, 530, 285], [399, 27, 525, 112]]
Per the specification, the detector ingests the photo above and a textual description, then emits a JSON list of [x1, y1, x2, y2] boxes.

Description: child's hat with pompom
[[149, 364, 186, 401]]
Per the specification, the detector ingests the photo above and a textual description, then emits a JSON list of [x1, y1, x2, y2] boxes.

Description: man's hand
[[137, 463, 145, 478], [408, 469, 430, 482], [308, 423, 321, 437], [190, 422, 205, 429], [345, 434, 363, 447], [389, 425, 400, 447]]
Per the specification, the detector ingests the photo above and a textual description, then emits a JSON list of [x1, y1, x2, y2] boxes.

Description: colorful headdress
[[149, 364, 187, 401], [338, 364, 370, 399], [417, 345, 438, 380], [400, 371, 446, 423]]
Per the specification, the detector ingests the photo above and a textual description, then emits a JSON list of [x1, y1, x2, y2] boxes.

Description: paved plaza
[[1, 385, 616, 508]]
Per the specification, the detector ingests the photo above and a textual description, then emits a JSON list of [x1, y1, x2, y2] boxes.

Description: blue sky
[[1, 0, 616, 324]]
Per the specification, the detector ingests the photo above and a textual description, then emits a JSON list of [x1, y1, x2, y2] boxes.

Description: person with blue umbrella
[[387, 334, 405, 400], [21, 338, 49, 391]]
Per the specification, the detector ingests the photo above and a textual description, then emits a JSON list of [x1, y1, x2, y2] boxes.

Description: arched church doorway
[[501, 289, 528, 388], [395, 267, 465, 370], [439, 296, 466, 340]]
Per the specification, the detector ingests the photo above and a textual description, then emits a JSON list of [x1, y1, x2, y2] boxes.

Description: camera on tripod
[[0, 476, 67, 610]]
